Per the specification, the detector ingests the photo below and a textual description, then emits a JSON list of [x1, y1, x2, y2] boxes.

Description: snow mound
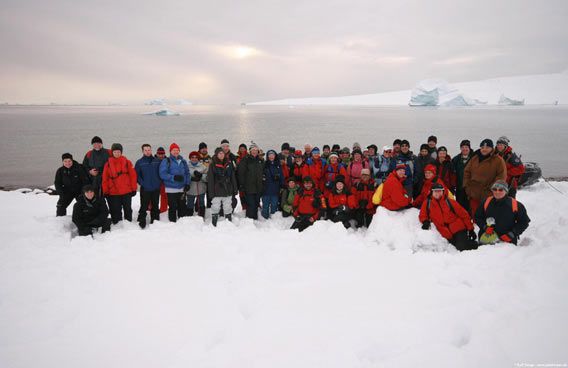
[[143, 109, 181, 116], [1, 180, 568, 367]]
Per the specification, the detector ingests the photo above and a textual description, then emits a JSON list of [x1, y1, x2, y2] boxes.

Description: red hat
[[294, 150, 303, 157], [156, 147, 166, 154], [169, 143, 180, 152], [424, 164, 437, 174], [395, 163, 407, 171], [189, 151, 200, 159]]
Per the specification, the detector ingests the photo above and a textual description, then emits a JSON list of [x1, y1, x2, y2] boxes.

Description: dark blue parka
[[135, 155, 162, 191], [389, 151, 418, 187], [263, 159, 284, 196]]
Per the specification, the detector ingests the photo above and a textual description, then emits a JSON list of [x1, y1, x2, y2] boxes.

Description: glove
[[338, 205, 347, 212], [131, 191, 137, 197], [184, 185, 191, 192], [192, 171, 203, 181], [359, 199, 368, 209], [468, 230, 477, 241], [421, 220, 431, 230], [312, 197, 322, 209], [485, 226, 494, 235], [325, 181, 333, 189], [500, 232, 516, 243], [173, 175, 184, 182]]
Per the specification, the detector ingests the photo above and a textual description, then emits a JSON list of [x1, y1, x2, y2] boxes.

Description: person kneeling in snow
[[380, 163, 413, 211], [419, 183, 477, 251], [326, 175, 353, 229], [72, 185, 111, 236], [291, 176, 324, 232], [475, 180, 530, 245]]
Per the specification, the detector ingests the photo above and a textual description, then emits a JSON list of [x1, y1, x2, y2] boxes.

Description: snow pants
[[138, 188, 160, 225], [57, 193, 79, 216], [211, 196, 233, 216], [107, 194, 133, 224], [450, 230, 478, 252], [261, 195, 279, 219]]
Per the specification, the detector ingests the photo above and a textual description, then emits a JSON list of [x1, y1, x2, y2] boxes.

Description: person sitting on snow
[[419, 183, 477, 251], [495, 136, 525, 198], [413, 164, 449, 208], [281, 177, 299, 218], [291, 176, 324, 232], [380, 163, 412, 211], [475, 180, 530, 245], [72, 185, 111, 236], [326, 175, 353, 228]]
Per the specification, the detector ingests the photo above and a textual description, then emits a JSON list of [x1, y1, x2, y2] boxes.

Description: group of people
[[55, 135, 530, 251]]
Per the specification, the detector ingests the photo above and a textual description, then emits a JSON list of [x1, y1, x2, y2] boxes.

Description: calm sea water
[[0, 105, 566, 188]]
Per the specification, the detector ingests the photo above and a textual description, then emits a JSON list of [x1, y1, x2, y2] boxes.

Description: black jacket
[[238, 154, 264, 194], [207, 158, 238, 198], [54, 161, 90, 196], [72, 194, 110, 229], [475, 196, 530, 243]]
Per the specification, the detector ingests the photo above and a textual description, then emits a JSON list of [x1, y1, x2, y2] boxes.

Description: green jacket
[[281, 186, 299, 214]]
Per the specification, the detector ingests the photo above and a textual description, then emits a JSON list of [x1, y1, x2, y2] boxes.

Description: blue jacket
[[135, 155, 162, 191], [263, 160, 284, 196], [159, 155, 191, 189]]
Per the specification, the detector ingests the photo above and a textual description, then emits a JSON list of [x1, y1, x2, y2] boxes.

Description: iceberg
[[409, 79, 475, 106], [174, 99, 192, 105], [498, 94, 525, 105], [145, 98, 166, 105], [143, 109, 181, 116]]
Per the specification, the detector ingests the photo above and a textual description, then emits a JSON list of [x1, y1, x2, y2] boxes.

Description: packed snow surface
[[250, 72, 568, 106], [1, 181, 567, 367]]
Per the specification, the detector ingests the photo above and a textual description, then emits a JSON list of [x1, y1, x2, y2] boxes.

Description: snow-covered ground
[[250, 72, 568, 106], [1, 181, 567, 368]]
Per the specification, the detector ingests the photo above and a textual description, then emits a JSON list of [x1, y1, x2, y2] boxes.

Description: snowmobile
[[518, 162, 542, 188]]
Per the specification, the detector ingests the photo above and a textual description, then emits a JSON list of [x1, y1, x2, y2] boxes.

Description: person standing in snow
[[159, 143, 191, 222], [414, 143, 436, 196], [238, 143, 264, 220], [208, 147, 238, 226], [419, 183, 477, 251], [346, 149, 369, 188], [495, 136, 525, 198], [389, 140, 418, 197], [154, 147, 169, 214], [101, 143, 137, 224], [261, 149, 284, 219], [187, 151, 208, 217], [451, 140, 474, 212], [291, 176, 324, 232], [433, 146, 456, 192], [82, 136, 112, 197], [134, 144, 162, 228], [380, 163, 413, 211], [463, 139, 507, 216], [372, 145, 394, 185], [54, 153, 90, 216], [306, 147, 326, 191], [427, 135, 438, 160], [475, 180, 530, 245], [72, 185, 112, 236]]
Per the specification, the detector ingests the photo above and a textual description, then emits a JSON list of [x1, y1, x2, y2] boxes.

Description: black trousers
[[138, 188, 160, 224], [455, 188, 470, 213], [77, 218, 112, 236], [451, 230, 478, 251], [353, 209, 374, 228], [291, 216, 314, 232], [245, 193, 261, 219], [107, 194, 133, 224], [56, 193, 79, 216], [167, 192, 187, 222]]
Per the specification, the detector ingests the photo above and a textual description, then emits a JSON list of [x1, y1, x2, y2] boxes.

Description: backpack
[[484, 197, 518, 212], [371, 183, 384, 205], [425, 197, 456, 220]]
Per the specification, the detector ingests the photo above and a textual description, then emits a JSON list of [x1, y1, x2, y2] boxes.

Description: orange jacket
[[380, 171, 412, 211], [419, 197, 473, 240], [102, 156, 137, 196]]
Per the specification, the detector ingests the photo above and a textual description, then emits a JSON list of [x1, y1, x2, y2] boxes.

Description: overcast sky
[[1, 0, 567, 104]]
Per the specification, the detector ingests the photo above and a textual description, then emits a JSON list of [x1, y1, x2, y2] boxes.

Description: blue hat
[[312, 147, 320, 154]]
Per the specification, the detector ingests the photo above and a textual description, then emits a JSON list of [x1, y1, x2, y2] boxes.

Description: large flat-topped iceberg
[[409, 79, 475, 106], [250, 72, 568, 106]]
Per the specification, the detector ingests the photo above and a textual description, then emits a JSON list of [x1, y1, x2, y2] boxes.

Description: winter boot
[[187, 208, 194, 217], [197, 207, 205, 218], [225, 214, 232, 222], [212, 214, 219, 227]]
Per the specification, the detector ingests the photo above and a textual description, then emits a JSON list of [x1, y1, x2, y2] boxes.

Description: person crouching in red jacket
[[413, 164, 449, 208], [419, 183, 477, 251], [380, 164, 412, 211], [349, 168, 377, 227], [326, 175, 354, 229], [102, 143, 138, 224], [291, 176, 324, 232]]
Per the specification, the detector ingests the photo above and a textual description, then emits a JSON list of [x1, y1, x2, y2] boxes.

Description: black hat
[[400, 139, 410, 147], [428, 135, 438, 143], [332, 144, 340, 151], [221, 139, 229, 145], [239, 143, 247, 150], [286, 176, 297, 183], [302, 176, 314, 183], [431, 183, 444, 191], [437, 146, 447, 152], [156, 147, 166, 154], [420, 143, 429, 151], [323, 144, 330, 150], [82, 184, 96, 193], [480, 139, 494, 148], [352, 149, 363, 156], [198, 142, 207, 150], [91, 136, 103, 144], [393, 139, 402, 146], [459, 139, 471, 148], [111, 143, 123, 152], [281, 142, 290, 151], [61, 153, 73, 161], [367, 144, 378, 152], [214, 147, 224, 155], [335, 175, 345, 184]]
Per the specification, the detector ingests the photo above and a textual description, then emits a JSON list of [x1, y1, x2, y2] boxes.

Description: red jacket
[[326, 190, 352, 209], [289, 163, 310, 183], [419, 197, 473, 240], [102, 156, 137, 196], [414, 177, 449, 208], [434, 156, 456, 191], [322, 163, 347, 192], [307, 158, 326, 190], [499, 146, 525, 188], [350, 179, 377, 214], [293, 188, 323, 221], [380, 171, 412, 211]]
